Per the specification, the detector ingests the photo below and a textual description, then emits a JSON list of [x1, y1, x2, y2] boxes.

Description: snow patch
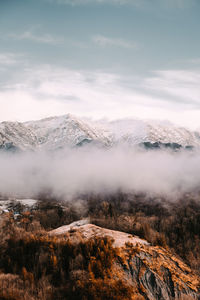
[[49, 221, 149, 247]]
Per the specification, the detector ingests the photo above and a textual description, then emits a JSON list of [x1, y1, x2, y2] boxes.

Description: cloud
[[8, 31, 63, 44], [92, 35, 138, 49], [144, 70, 200, 106], [0, 61, 200, 129], [160, 0, 196, 9], [6, 30, 87, 48], [0, 53, 20, 66], [47, 0, 141, 6], [186, 58, 200, 65], [0, 147, 200, 199], [0, 65, 175, 123], [46, 0, 195, 8]]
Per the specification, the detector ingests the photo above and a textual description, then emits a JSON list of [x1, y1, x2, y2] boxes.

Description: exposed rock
[[50, 222, 200, 299]]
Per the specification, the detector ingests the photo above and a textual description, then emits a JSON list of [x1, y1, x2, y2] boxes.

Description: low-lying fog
[[0, 147, 200, 199]]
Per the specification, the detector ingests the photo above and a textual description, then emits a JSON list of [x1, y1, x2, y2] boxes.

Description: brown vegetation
[[0, 214, 135, 299], [87, 192, 200, 274], [0, 192, 199, 299]]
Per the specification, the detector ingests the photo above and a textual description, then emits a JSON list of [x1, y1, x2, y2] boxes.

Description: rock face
[[0, 114, 200, 151], [50, 222, 200, 299], [124, 245, 199, 300]]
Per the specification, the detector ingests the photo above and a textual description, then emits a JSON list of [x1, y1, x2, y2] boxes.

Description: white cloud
[[9, 31, 63, 44], [1, 147, 200, 198], [6, 31, 88, 48], [92, 35, 138, 49], [0, 63, 200, 129], [144, 70, 200, 106], [0, 53, 20, 66]]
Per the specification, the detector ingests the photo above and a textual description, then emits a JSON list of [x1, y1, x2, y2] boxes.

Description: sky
[[0, 0, 200, 129]]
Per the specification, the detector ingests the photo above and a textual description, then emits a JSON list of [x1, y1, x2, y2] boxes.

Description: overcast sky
[[0, 0, 200, 129]]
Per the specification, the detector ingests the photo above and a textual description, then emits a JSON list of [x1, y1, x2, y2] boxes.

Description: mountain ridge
[[0, 114, 200, 151]]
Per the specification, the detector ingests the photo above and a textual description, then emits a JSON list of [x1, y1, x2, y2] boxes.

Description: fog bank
[[0, 147, 200, 199]]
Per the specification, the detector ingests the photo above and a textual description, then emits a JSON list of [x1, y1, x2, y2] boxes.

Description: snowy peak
[[0, 114, 200, 151], [0, 121, 38, 151], [147, 123, 200, 146], [26, 114, 112, 150], [107, 119, 200, 148]]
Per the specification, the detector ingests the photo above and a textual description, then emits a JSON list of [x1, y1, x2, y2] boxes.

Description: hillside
[[0, 195, 199, 299], [0, 214, 199, 300], [49, 222, 199, 300]]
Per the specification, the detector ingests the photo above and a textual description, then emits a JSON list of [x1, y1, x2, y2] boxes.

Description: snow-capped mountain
[[0, 114, 200, 151], [107, 119, 200, 147], [26, 114, 112, 150], [0, 121, 38, 151], [0, 114, 112, 151]]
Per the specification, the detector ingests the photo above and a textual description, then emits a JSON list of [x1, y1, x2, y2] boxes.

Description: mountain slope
[[26, 114, 112, 150], [0, 114, 200, 151], [49, 222, 200, 300], [0, 214, 199, 300], [108, 119, 200, 147], [0, 121, 38, 151]]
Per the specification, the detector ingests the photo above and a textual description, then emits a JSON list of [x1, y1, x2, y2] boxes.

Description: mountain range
[[0, 114, 200, 151]]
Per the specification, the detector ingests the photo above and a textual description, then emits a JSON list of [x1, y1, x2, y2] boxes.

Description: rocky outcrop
[[50, 222, 200, 299], [123, 247, 199, 299]]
